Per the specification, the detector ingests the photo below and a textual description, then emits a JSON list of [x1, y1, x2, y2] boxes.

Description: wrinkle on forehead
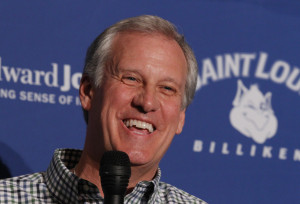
[[110, 31, 187, 71]]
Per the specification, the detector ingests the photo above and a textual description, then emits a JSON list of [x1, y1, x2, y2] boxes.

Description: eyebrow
[[118, 67, 183, 87], [160, 77, 181, 87], [117, 67, 140, 75]]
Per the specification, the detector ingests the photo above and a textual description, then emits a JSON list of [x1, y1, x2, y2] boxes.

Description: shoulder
[[0, 173, 53, 203], [157, 181, 208, 204]]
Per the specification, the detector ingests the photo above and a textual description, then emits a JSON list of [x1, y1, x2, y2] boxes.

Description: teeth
[[124, 119, 154, 133]]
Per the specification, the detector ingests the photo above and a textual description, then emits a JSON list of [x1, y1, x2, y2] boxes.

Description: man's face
[[87, 32, 187, 168]]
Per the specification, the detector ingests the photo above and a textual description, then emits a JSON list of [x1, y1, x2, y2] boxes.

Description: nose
[[132, 87, 159, 113]]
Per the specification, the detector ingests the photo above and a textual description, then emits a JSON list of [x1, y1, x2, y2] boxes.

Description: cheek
[[102, 80, 130, 102], [161, 100, 182, 126], [100, 84, 135, 120], [109, 86, 134, 107]]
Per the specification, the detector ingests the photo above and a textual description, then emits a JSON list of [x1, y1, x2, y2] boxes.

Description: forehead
[[110, 31, 187, 76]]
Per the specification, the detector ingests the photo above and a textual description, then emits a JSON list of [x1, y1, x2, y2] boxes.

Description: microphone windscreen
[[100, 151, 131, 167], [100, 150, 131, 200]]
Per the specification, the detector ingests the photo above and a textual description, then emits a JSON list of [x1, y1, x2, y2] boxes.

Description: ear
[[176, 108, 186, 135], [232, 80, 248, 106], [265, 92, 272, 110], [79, 75, 94, 111]]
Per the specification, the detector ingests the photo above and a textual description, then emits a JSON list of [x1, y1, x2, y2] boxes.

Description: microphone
[[100, 151, 131, 204]]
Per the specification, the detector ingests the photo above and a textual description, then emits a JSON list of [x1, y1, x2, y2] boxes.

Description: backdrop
[[0, 1, 299, 203]]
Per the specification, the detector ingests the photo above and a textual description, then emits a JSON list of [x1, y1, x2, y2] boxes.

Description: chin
[[126, 149, 155, 166]]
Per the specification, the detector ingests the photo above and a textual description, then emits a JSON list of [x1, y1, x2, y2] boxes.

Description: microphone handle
[[104, 194, 124, 204]]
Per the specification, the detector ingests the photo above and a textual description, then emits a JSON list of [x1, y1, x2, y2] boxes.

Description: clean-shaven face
[[89, 32, 187, 169]]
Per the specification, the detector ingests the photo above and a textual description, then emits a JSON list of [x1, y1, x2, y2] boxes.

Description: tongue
[[128, 126, 150, 134]]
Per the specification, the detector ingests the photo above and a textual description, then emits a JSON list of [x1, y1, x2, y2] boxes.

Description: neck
[[127, 164, 158, 192]]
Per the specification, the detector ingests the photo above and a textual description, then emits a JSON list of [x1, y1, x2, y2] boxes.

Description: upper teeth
[[124, 119, 154, 133]]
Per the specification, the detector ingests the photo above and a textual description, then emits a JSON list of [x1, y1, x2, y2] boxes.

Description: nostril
[[136, 105, 147, 114]]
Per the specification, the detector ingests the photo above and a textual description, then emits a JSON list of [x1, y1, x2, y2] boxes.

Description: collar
[[44, 149, 161, 203], [44, 148, 84, 204]]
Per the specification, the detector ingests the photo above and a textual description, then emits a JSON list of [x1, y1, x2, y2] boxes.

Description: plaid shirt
[[0, 149, 207, 204]]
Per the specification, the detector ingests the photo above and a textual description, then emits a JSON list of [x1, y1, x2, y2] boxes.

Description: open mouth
[[123, 119, 155, 133]]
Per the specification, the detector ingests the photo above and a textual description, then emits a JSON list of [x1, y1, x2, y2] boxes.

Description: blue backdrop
[[0, 1, 299, 203]]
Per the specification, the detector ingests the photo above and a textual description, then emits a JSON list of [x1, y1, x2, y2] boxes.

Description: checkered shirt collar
[[45, 149, 161, 203]]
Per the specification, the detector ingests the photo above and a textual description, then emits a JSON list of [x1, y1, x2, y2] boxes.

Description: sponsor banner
[[191, 51, 300, 163], [0, 57, 82, 106]]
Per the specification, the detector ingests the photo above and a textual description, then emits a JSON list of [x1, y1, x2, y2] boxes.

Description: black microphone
[[100, 151, 131, 204]]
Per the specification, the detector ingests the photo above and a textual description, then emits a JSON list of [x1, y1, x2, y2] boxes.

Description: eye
[[125, 76, 136, 81], [160, 85, 177, 95], [163, 86, 173, 91], [121, 75, 140, 86], [245, 100, 256, 110], [247, 104, 256, 109], [260, 102, 268, 111]]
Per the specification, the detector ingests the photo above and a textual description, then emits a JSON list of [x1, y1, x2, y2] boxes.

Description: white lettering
[[236, 143, 244, 156], [270, 61, 290, 83], [193, 140, 203, 152], [33, 70, 45, 85], [209, 141, 216, 153], [262, 146, 272, 158], [75, 96, 81, 106], [60, 64, 71, 92], [216, 56, 224, 79], [294, 149, 300, 161], [222, 142, 230, 155], [71, 73, 82, 90], [224, 54, 240, 78], [0, 57, 82, 92], [44, 63, 59, 87], [286, 67, 300, 91], [20, 69, 33, 85], [0, 88, 16, 99], [201, 58, 218, 86], [240, 53, 256, 77], [250, 145, 256, 157], [19, 91, 56, 104], [2, 66, 22, 82], [58, 95, 73, 105], [0, 57, 2, 81], [255, 52, 269, 79], [193, 140, 299, 162], [278, 147, 288, 160]]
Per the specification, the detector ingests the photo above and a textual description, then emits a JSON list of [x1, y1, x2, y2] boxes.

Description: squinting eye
[[260, 103, 268, 111], [164, 86, 173, 91], [121, 75, 140, 86], [125, 76, 136, 81], [161, 86, 177, 95], [247, 104, 256, 109]]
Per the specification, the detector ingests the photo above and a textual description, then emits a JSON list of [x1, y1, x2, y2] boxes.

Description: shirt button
[[83, 185, 89, 191]]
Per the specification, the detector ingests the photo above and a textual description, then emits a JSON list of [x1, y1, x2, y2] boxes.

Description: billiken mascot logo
[[229, 80, 278, 144]]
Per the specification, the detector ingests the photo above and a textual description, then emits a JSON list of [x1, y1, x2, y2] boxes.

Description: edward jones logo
[[193, 52, 300, 162], [0, 57, 81, 92], [0, 57, 82, 106]]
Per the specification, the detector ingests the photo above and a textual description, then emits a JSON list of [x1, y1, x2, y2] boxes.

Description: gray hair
[[82, 15, 198, 123]]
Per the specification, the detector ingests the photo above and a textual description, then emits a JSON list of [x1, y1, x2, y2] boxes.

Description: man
[[0, 15, 207, 203]]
